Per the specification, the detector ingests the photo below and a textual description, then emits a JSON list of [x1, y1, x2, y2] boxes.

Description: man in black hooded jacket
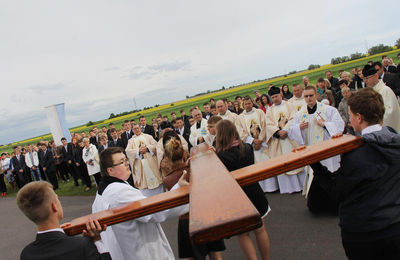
[[311, 88, 400, 259]]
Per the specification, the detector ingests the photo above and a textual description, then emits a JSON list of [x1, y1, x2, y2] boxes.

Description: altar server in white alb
[[92, 147, 189, 260], [189, 108, 209, 148], [289, 86, 344, 197], [287, 83, 306, 111], [265, 87, 305, 194], [237, 96, 277, 192], [362, 64, 400, 132], [125, 124, 163, 197]]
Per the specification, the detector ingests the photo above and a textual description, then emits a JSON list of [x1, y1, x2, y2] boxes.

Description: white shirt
[[361, 124, 382, 135]]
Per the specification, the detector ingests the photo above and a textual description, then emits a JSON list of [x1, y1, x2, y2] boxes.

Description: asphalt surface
[[0, 192, 346, 260]]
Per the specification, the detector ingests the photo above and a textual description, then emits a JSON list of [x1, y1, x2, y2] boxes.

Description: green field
[[1, 49, 399, 154]]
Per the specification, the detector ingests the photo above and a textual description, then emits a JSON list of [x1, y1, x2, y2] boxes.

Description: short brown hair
[[207, 115, 222, 125], [304, 85, 317, 93], [100, 147, 125, 176], [16, 181, 54, 225], [347, 88, 384, 125]]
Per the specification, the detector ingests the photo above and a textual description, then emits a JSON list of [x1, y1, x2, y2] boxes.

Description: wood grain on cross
[[63, 134, 363, 243]]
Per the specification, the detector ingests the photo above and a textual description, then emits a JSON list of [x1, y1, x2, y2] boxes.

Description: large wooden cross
[[63, 134, 362, 244]]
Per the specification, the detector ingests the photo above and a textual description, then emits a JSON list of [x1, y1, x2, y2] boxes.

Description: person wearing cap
[[265, 86, 305, 194], [362, 64, 400, 133]]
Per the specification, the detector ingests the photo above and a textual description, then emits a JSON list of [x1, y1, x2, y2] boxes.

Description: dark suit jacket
[[181, 115, 191, 128], [73, 146, 84, 164], [61, 143, 74, 163], [141, 124, 155, 138], [97, 142, 112, 154], [383, 73, 400, 96], [121, 130, 133, 149], [21, 231, 111, 260], [12, 154, 26, 174], [40, 150, 56, 173], [89, 136, 99, 148], [385, 65, 398, 74], [176, 126, 191, 146], [109, 138, 123, 148], [202, 112, 212, 120]]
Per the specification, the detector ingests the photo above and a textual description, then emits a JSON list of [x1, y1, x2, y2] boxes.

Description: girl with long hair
[[215, 120, 270, 260]]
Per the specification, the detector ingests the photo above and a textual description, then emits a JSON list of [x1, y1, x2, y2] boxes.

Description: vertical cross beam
[[189, 145, 262, 244]]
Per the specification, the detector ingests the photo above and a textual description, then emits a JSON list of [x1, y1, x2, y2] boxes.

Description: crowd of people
[[8, 57, 400, 259]]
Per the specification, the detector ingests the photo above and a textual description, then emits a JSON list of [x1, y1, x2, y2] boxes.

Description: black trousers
[[66, 162, 79, 186], [343, 236, 400, 260], [77, 164, 91, 188], [0, 174, 6, 193], [46, 170, 59, 190], [93, 172, 102, 187], [56, 163, 70, 181]]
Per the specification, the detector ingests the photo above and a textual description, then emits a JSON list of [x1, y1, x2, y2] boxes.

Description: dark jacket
[[312, 127, 400, 242], [61, 143, 74, 163], [109, 138, 123, 148], [382, 73, 400, 96], [12, 154, 26, 174], [89, 136, 99, 148], [120, 130, 133, 149], [40, 149, 56, 173], [21, 231, 111, 260], [175, 127, 191, 147]]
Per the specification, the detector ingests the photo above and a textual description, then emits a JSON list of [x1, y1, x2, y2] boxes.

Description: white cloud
[[0, 0, 399, 144]]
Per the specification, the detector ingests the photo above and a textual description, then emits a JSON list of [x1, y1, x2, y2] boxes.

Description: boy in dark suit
[[17, 181, 110, 260]]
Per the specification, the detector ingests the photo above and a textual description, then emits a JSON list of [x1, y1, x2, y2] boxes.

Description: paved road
[[0, 192, 346, 260]]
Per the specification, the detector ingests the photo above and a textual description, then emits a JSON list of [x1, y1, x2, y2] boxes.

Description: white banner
[[44, 103, 71, 146]]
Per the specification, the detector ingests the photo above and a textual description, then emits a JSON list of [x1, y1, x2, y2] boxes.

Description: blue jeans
[[30, 167, 42, 181]]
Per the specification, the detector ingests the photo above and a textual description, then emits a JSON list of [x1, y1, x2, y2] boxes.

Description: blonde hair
[[164, 137, 184, 162], [341, 86, 351, 94], [16, 181, 55, 225]]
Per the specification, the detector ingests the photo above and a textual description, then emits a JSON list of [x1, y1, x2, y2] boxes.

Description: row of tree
[[330, 38, 400, 65]]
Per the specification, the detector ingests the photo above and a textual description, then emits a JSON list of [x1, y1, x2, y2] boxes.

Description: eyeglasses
[[111, 158, 129, 167], [304, 94, 315, 98]]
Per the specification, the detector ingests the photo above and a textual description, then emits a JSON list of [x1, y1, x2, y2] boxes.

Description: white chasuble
[[126, 133, 162, 190], [266, 102, 305, 194], [289, 102, 344, 196], [239, 108, 278, 192], [288, 96, 306, 111], [373, 80, 400, 132], [189, 118, 208, 147], [240, 108, 270, 163]]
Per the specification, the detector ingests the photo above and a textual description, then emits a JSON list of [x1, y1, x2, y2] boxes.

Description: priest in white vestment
[[126, 124, 163, 196], [289, 86, 344, 196], [362, 65, 400, 132], [216, 100, 243, 134], [237, 96, 278, 192], [92, 147, 189, 260], [288, 83, 306, 111], [265, 87, 305, 194], [189, 108, 209, 148]]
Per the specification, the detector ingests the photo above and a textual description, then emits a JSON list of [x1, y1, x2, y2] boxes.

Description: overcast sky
[[1, 0, 399, 145]]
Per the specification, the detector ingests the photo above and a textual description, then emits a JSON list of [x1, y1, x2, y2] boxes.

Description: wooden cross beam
[[64, 134, 363, 243]]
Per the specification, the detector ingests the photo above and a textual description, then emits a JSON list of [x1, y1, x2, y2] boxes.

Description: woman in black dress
[[215, 120, 270, 260]]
